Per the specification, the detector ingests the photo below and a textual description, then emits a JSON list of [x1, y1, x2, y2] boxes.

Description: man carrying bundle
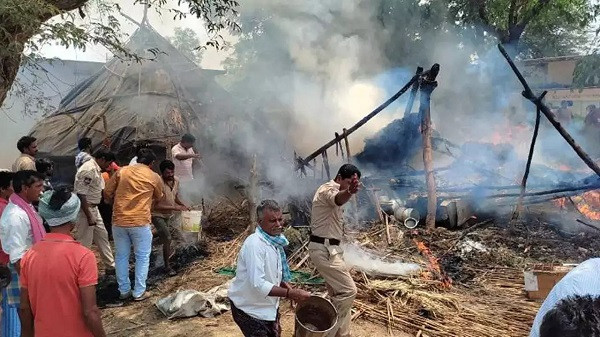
[[228, 200, 310, 337], [309, 164, 361, 337]]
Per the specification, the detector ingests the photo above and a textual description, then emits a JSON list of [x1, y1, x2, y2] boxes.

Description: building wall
[[521, 57, 600, 119], [0, 59, 103, 169]]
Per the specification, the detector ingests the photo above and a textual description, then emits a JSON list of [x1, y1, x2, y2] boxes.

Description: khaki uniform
[[309, 180, 357, 337], [74, 159, 115, 268], [12, 154, 36, 172]]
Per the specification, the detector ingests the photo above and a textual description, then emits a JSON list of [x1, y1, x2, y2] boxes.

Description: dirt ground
[[101, 203, 598, 337], [101, 264, 409, 337]]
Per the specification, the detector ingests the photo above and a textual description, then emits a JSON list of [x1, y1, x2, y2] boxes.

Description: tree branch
[[508, 0, 517, 26], [46, 0, 89, 12], [476, 0, 504, 39]]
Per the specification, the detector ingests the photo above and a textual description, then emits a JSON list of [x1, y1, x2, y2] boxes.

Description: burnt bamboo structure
[[419, 64, 440, 230], [498, 44, 600, 178]]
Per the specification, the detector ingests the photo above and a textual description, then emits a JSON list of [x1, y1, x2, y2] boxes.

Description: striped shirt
[[529, 258, 600, 337]]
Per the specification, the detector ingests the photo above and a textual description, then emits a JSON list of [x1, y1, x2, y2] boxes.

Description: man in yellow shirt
[[104, 149, 163, 301], [309, 164, 361, 337], [12, 137, 38, 172]]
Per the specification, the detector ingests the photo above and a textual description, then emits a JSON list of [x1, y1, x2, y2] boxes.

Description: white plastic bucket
[[182, 210, 202, 233]]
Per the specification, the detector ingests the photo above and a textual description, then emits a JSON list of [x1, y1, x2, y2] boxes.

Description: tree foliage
[[169, 27, 204, 65], [448, 0, 599, 56], [0, 0, 240, 109]]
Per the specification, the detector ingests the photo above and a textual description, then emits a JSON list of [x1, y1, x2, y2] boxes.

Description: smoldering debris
[[342, 242, 421, 277], [96, 242, 208, 308]]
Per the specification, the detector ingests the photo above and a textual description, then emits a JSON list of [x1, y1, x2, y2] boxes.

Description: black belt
[[310, 235, 340, 246]]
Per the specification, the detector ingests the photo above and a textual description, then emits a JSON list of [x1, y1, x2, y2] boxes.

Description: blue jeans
[[113, 225, 153, 298]]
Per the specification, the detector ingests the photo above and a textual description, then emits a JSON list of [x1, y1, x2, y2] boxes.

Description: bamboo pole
[[247, 155, 258, 232], [498, 44, 600, 177], [512, 104, 543, 222], [419, 64, 440, 230], [322, 150, 331, 180], [343, 128, 359, 226], [404, 67, 423, 117], [296, 75, 419, 170]]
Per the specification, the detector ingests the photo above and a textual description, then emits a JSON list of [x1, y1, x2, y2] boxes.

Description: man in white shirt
[[171, 134, 199, 181], [0, 170, 45, 337], [74, 150, 115, 273], [228, 200, 310, 337], [529, 258, 600, 337]]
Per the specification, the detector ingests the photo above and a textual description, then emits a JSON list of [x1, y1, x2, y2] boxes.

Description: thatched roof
[[29, 24, 232, 157]]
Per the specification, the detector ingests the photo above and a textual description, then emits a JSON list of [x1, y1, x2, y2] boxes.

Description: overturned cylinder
[[393, 206, 420, 229]]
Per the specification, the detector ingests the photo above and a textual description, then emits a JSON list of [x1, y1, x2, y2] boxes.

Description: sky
[[38, 2, 233, 69]]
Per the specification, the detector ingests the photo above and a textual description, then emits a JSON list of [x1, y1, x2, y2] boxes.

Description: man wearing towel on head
[[309, 164, 361, 337], [20, 188, 106, 337], [228, 200, 310, 337]]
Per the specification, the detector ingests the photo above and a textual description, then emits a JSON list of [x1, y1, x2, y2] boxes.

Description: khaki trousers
[[75, 206, 115, 268], [309, 242, 357, 337]]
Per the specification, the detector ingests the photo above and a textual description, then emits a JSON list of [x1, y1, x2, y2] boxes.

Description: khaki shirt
[[310, 180, 344, 241], [74, 159, 105, 205], [12, 154, 35, 172], [105, 164, 164, 227], [152, 178, 180, 217]]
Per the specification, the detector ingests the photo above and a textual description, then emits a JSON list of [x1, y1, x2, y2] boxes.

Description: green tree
[[169, 27, 204, 65], [0, 0, 240, 109], [448, 0, 599, 56]]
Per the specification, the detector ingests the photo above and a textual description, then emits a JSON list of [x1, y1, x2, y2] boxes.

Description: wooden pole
[[498, 44, 600, 177], [404, 67, 423, 117], [322, 150, 331, 180], [248, 154, 258, 232], [419, 64, 440, 230], [296, 75, 419, 170], [512, 103, 543, 222], [343, 128, 359, 226]]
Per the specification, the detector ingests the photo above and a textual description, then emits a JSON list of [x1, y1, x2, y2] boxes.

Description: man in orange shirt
[[104, 148, 163, 301], [19, 188, 106, 337]]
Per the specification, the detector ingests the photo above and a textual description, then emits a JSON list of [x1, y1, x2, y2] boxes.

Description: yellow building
[[521, 56, 600, 118]]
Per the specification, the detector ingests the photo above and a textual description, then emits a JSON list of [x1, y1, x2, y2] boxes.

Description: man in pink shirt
[[171, 134, 200, 181]]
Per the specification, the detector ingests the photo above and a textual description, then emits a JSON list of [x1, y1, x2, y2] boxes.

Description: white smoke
[[342, 242, 421, 276]]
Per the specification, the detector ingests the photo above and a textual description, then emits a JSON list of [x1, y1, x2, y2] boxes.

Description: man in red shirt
[[19, 188, 106, 337]]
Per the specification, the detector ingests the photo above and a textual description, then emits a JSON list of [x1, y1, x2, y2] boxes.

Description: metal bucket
[[393, 207, 420, 229], [294, 296, 338, 337]]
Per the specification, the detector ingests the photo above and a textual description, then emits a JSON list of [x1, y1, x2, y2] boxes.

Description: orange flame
[[413, 239, 452, 288], [573, 190, 600, 221], [553, 198, 567, 209]]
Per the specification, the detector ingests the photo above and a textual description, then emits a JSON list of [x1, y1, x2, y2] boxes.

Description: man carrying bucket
[[228, 199, 311, 337], [309, 164, 361, 337], [152, 160, 189, 277]]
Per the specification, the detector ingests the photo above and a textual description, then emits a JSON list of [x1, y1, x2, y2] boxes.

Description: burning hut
[[28, 22, 238, 183]]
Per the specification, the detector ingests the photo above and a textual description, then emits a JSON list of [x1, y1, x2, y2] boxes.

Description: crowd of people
[[0, 133, 599, 337], [0, 133, 200, 336]]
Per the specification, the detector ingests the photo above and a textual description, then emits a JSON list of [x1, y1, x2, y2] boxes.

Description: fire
[[573, 190, 600, 221], [553, 190, 600, 221], [413, 239, 452, 288], [553, 197, 567, 209]]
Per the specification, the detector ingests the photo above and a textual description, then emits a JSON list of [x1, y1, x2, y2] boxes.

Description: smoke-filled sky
[[2, 0, 596, 186]]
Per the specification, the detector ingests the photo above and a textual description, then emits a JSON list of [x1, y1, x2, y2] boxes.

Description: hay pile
[[201, 197, 595, 337], [347, 219, 600, 336]]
